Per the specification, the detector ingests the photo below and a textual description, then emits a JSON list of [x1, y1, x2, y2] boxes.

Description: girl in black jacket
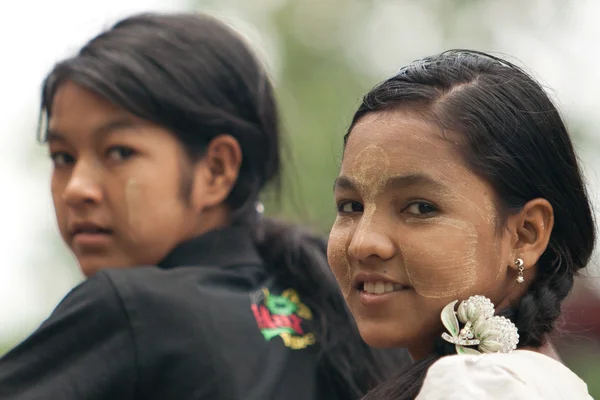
[[0, 12, 408, 400]]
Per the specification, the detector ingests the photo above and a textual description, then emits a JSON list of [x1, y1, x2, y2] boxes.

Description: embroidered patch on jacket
[[250, 287, 315, 350]]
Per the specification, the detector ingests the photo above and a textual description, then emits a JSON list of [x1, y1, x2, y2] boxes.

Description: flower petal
[[479, 340, 503, 353], [473, 318, 485, 335], [457, 301, 468, 323], [474, 319, 491, 337], [481, 329, 501, 341], [441, 300, 459, 337], [465, 302, 474, 318]]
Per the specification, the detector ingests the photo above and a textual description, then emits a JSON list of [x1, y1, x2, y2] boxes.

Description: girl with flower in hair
[[328, 50, 594, 399]]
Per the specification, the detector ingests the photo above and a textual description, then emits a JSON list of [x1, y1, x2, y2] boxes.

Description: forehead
[[49, 81, 125, 128], [341, 109, 468, 180], [46, 81, 155, 146]]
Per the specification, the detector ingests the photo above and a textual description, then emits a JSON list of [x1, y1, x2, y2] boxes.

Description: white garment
[[415, 350, 593, 400]]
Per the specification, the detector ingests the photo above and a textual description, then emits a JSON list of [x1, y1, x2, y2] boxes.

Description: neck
[[407, 332, 440, 361], [190, 204, 231, 238]]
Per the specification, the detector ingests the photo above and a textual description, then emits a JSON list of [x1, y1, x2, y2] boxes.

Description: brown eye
[[107, 146, 135, 162], [337, 201, 364, 214], [50, 152, 74, 167], [404, 201, 437, 216]]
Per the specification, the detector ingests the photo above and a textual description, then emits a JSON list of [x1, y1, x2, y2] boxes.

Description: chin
[[78, 262, 103, 278], [357, 322, 409, 349], [77, 255, 130, 277]]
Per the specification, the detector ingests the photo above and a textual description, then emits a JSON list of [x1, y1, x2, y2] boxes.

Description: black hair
[[39, 12, 407, 399], [342, 50, 596, 399]]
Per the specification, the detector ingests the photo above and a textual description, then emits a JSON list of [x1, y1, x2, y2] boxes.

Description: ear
[[507, 198, 554, 273], [190, 134, 242, 209]]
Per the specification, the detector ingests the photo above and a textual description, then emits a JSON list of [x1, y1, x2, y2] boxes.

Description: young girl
[[0, 12, 407, 399], [328, 49, 594, 399]]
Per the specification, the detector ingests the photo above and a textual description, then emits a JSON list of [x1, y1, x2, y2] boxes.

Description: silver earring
[[255, 201, 265, 215], [515, 258, 525, 283]]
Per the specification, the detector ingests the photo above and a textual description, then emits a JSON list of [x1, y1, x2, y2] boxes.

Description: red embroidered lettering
[[272, 314, 291, 329], [259, 306, 276, 329], [251, 304, 263, 329], [289, 315, 304, 335]]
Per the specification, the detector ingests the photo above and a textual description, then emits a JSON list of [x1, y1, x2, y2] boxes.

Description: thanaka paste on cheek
[[408, 159, 504, 296], [443, 167, 496, 224], [494, 240, 507, 280], [328, 217, 354, 297], [444, 184, 506, 282], [403, 216, 479, 298]]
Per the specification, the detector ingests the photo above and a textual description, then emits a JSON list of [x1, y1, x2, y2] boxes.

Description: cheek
[[50, 176, 68, 234], [124, 179, 141, 236], [327, 218, 354, 297], [402, 217, 479, 299], [118, 177, 190, 244]]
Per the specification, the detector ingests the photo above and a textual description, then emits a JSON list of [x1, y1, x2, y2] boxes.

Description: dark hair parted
[[40, 12, 407, 399], [343, 50, 595, 400]]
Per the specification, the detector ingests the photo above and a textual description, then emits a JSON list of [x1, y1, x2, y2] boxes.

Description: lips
[[70, 223, 112, 236], [69, 222, 113, 237]]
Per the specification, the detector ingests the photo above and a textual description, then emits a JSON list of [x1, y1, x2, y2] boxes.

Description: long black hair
[[342, 50, 596, 399], [39, 12, 407, 399]]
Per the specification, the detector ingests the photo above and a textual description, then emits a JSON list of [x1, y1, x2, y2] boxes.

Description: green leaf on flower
[[441, 300, 459, 337]]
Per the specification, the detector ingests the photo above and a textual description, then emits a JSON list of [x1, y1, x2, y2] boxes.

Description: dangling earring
[[515, 258, 525, 283]]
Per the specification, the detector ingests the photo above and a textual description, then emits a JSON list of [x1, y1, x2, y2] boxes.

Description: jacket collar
[[158, 226, 262, 269]]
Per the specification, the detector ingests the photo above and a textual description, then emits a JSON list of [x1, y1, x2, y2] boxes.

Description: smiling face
[[48, 82, 207, 276], [328, 108, 519, 356]]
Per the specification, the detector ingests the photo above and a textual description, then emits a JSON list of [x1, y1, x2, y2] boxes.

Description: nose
[[347, 209, 396, 262], [62, 161, 103, 207]]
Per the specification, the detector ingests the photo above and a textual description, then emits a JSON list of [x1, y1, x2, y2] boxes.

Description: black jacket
[[0, 227, 342, 400]]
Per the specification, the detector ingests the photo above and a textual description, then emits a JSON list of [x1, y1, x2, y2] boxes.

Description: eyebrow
[[333, 173, 447, 193], [45, 116, 140, 143]]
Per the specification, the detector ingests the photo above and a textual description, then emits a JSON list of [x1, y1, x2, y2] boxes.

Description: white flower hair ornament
[[441, 295, 519, 355]]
